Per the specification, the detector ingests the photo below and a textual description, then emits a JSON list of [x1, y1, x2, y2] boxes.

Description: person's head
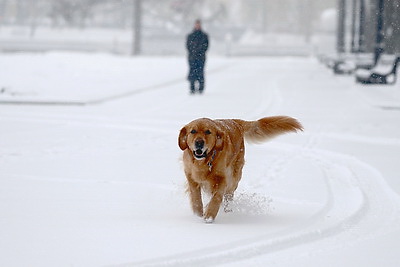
[[194, 19, 202, 30]]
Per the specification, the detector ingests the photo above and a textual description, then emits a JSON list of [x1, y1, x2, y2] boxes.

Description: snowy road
[[1, 54, 400, 267]]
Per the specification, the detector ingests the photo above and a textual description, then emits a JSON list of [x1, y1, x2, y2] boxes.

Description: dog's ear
[[215, 131, 224, 151], [178, 127, 188, 150]]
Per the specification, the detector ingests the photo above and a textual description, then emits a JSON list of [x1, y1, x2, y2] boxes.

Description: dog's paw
[[204, 216, 214, 223]]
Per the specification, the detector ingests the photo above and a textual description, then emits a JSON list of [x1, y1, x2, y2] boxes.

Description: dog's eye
[[190, 129, 197, 134], [205, 130, 211, 135]]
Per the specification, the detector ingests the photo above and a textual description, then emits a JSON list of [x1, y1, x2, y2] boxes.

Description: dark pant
[[188, 59, 205, 93], [190, 80, 204, 93]]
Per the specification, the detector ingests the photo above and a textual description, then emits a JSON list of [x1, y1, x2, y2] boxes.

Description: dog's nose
[[195, 139, 204, 149]]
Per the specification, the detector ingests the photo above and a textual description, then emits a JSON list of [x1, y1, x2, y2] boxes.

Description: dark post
[[132, 0, 142, 56], [385, 0, 400, 54], [337, 0, 346, 53], [393, 0, 400, 54], [374, 0, 384, 64], [351, 0, 358, 53], [358, 0, 366, 52]]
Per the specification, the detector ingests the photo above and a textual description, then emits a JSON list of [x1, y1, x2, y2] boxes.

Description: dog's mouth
[[193, 149, 207, 160]]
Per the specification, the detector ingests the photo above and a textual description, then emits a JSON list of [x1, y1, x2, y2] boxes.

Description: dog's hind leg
[[223, 159, 244, 213]]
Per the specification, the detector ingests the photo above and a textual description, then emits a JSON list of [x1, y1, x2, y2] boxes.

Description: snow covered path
[[1, 54, 400, 267]]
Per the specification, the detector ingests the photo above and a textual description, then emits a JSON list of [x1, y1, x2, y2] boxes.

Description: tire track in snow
[[0, 64, 232, 106], [4, 112, 397, 266], [110, 149, 357, 266], [2, 113, 400, 266], [247, 80, 283, 119], [319, 132, 400, 146], [88, 63, 232, 105], [0, 112, 184, 135], [2, 94, 400, 266], [110, 137, 400, 267]]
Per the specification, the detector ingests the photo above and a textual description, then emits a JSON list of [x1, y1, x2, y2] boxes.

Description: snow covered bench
[[332, 53, 374, 75], [355, 54, 400, 84]]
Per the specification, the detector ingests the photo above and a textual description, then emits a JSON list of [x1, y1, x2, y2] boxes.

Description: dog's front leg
[[187, 177, 203, 217], [204, 177, 225, 223], [204, 192, 223, 223]]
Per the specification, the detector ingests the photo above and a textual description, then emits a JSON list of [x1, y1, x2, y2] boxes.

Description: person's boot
[[190, 81, 195, 94], [199, 81, 205, 94]]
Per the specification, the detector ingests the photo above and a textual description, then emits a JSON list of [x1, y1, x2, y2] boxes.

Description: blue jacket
[[186, 30, 209, 61]]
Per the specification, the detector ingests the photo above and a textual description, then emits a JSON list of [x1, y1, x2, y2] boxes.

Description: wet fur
[[178, 116, 303, 223]]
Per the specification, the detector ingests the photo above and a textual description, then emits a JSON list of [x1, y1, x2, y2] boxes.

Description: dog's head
[[179, 118, 224, 160]]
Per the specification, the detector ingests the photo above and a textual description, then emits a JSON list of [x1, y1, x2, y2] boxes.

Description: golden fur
[[178, 116, 303, 223]]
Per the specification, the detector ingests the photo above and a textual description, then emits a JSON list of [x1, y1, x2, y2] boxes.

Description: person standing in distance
[[186, 20, 209, 94]]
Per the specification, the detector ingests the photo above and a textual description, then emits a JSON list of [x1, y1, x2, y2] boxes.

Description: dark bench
[[355, 54, 400, 84], [333, 54, 374, 75]]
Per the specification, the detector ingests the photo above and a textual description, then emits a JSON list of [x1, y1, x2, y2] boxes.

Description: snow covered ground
[[1, 52, 400, 267]]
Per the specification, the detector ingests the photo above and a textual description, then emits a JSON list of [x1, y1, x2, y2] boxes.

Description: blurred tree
[[374, 0, 384, 63], [299, 0, 314, 43], [337, 0, 346, 53], [132, 0, 142, 55], [0, 0, 8, 26], [29, 0, 37, 37], [358, 0, 366, 52], [384, 0, 400, 54], [49, 0, 107, 28], [350, 0, 358, 52]]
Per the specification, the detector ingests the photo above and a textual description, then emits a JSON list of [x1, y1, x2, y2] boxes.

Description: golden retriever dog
[[178, 116, 303, 223]]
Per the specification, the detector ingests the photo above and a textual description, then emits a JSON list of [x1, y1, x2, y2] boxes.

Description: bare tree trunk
[[374, 0, 384, 64], [132, 0, 142, 56], [358, 0, 366, 52], [337, 0, 346, 53], [350, 0, 358, 52], [29, 0, 38, 38], [393, 0, 400, 54], [261, 0, 267, 34], [303, 0, 314, 44], [0, 0, 8, 28]]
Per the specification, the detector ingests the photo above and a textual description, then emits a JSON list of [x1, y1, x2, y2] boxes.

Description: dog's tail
[[234, 116, 303, 143]]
